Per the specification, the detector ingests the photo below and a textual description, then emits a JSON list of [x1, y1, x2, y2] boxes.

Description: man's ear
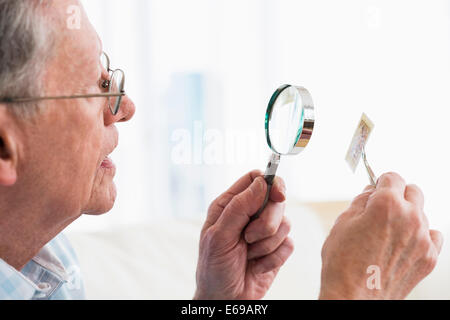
[[0, 107, 18, 186]]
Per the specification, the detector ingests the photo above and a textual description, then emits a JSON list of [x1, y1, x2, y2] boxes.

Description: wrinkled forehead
[[45, 0, 102, 89]]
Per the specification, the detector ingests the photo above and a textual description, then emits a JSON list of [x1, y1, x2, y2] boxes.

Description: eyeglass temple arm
[[1, 92, 125, 104]]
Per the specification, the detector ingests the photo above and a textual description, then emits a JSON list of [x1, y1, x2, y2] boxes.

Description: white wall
[[70, 0, 450, 235]]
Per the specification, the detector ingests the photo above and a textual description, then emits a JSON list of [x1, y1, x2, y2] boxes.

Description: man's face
[[16, 0, 135, 219]]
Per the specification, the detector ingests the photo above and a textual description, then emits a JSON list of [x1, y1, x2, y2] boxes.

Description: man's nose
[[105, 95, 136, 125]]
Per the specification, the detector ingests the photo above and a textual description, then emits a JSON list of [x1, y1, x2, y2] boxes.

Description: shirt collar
[[30, 245, 69, 282], [0, 242, 69, 299]]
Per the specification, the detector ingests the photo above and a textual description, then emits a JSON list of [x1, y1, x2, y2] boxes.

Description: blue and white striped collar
[[0, 233, 85, 300]]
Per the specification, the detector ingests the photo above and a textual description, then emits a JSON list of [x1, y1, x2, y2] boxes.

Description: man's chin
[[83, 182, 117, 215]]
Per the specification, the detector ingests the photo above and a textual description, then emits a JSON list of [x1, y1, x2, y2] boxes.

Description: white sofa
[[65, 203, 450, 299]]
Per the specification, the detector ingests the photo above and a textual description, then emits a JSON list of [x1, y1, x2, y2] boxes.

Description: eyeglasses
[[0, 52, 125, 116]]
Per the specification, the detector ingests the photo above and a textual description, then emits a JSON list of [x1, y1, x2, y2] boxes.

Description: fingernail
[[245, 232, 257, 244], [250, 177, 264, 193], [274, 181, 286, 202], [281, 181, 287, 195], [280, 186, 286, 201]]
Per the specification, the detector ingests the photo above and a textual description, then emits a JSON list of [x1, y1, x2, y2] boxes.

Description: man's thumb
[[215, 176, 267, 236]]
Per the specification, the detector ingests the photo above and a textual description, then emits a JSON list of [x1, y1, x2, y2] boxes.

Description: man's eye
[[101, 79, 110, 89]]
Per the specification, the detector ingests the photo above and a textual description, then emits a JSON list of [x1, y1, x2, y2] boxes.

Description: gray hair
[[0, 0, 54, 117]]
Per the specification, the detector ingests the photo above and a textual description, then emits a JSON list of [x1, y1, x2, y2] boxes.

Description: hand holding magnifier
[[252, 85, 315, 220]]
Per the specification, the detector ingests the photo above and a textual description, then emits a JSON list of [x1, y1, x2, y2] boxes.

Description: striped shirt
[[0, 233, 85, 300]]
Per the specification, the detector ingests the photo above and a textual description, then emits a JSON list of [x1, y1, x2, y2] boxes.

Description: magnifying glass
[[252, 84, 315, 220]]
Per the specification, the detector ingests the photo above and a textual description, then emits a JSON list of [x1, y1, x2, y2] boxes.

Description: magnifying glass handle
[[251, 153, 281, 221]]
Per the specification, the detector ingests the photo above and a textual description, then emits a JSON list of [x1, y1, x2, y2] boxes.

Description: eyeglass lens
[[109, 70, 124, 115], [100, 52, 124, 115]]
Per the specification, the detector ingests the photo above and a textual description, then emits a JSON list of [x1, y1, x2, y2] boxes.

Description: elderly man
[[0, 0, 443, 300]]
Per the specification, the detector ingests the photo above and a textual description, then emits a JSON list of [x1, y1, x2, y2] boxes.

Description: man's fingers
[[244, 200, 285, 244], [269, 176, 286, 203], [215, 176, 267, 238], [430, 229, 444, 254], [404, 184, 425, 209], [376, 172, 406, 196], [204, 170, 263, 231], [247, 217, 291, 260], [363, 184, 375, 193], [224, 170, 263, 197], [350, 189, 375, 211], [340, 187, 376, 224], [251, 237, 294, 274], [334, 185, 376, 226], [333, 210, 356, 226]]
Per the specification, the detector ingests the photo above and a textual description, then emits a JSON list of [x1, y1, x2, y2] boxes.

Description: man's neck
[[0, 211, 77, 270]]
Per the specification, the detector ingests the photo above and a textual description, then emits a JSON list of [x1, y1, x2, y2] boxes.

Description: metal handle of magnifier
[[251, 153, 281, 221]]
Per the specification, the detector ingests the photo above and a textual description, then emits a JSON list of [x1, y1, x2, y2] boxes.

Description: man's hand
[[320, 172, 443, 300], [194, 170, 294, 300]]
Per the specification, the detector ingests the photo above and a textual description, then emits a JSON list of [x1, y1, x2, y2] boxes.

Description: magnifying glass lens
[[267, 86, 304, 155], [252, 85, 314, 221]]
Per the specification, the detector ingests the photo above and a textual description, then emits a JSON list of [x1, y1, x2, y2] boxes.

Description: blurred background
[[66, 0, 450, 299]]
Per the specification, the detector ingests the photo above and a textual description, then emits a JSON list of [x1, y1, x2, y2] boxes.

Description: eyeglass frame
[[0, 52, 125, 116]]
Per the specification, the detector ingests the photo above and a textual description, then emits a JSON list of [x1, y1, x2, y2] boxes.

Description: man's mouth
[[101, 155, 115, 169], [101, 128, 119, 170]]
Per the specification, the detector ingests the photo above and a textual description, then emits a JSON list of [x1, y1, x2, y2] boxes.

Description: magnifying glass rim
[[265, 84, 315, 155]]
